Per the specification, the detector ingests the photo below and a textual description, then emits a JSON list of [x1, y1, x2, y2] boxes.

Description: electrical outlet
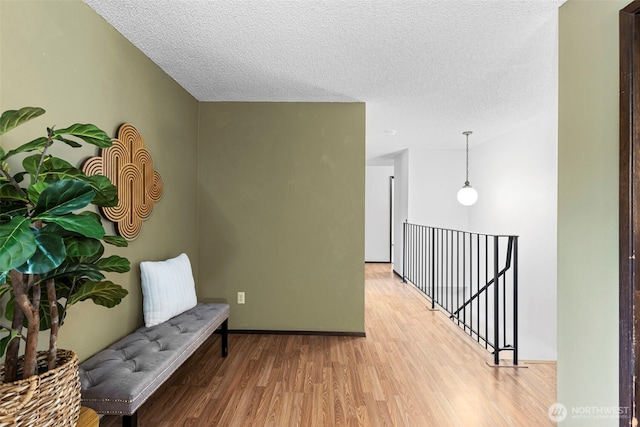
[[237, 292, 245, 304]]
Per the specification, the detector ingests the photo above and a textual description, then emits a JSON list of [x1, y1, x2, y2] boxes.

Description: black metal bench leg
[[221, 319, 228, 357], [123, 412, 137, 427]]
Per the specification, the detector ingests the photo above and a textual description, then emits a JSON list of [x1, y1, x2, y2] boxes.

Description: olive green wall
[[0, 1, 367, 358], [0, 1, 200, 361], [558, 1, 623, 425], [198, 102, 365, 333]]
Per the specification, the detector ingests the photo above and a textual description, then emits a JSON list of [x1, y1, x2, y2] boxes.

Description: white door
[[365, 165, 394, 262]]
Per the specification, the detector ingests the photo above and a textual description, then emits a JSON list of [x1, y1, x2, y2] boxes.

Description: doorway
[[364, 165, 394, 263], [390, 175, 395, 264], [619, 2, 640, 424]]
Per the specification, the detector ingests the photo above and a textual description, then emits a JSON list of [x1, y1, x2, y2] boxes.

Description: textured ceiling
[[83, 0, 562, 162]]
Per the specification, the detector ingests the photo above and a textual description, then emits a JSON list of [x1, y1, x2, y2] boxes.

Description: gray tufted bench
[[78, 303, 229, 427]]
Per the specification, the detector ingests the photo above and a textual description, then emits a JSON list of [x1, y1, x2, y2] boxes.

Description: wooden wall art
[[83, 124, 163, 240]]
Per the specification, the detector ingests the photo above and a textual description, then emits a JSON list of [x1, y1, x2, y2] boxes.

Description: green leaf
[[4, 137, 48, 159], [62, 237, 104, 265], [67, 280, 128, 308], [27, 181, 47, 205], [40, 262, 104, 282], [0, 107, 45, 136], [15, 228, 65, 274], [0, 217, 36, 271], [79, 242, 105, 264], [65, 236, 102, 257], [76, 210, 102, 223], [13, 171, 27, 184], [22, 154, 42, 178], [96, 255, 130, 273], [32, 169, 114, 205], [52, 135, 81, 148], [22, 156, 77, 182], [53, 124, 112, 148], [38, 298, 52, 330], [3, 293, 15, 323], [37, 168, 86, 184], [0, 282, 11, 297], [39, 223, 67, 236], [0, 202, 28, 219], [40, 156, 74, 171], [32, 179, 95, 216], [86, 175, 117, 207], [103, 235, 128, 247], [0, 184, 28, 202], [36, 213, 105, 239], [1, 297, 14, 322], [0, 330, 21, 357]]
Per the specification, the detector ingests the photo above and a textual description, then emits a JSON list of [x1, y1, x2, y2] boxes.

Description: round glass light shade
[[457, 184, 478, 206]]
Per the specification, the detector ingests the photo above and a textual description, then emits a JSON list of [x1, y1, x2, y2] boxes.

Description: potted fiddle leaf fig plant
[[0, 106, 130, 425]]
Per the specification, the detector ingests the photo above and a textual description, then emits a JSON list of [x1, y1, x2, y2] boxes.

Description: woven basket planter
[[0, 349, 81, 427]]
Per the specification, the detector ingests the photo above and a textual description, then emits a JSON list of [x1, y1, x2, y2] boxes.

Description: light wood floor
[[99, 263, 556, 426]]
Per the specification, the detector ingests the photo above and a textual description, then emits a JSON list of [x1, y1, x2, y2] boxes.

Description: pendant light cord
[[463, 131, 472, 185], [465, 134, 469, 183]]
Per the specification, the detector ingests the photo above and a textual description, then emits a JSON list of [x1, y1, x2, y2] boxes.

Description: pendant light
[[457, 131, 478, 206]]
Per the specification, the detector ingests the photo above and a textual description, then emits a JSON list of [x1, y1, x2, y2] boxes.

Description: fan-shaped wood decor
[[83, 124, 163, 240]]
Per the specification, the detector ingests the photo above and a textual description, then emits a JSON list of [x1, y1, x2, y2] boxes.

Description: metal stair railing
[[402, 222, 518, 365]]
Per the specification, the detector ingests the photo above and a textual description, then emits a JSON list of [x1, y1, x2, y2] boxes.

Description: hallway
[[100, 263, 556, 426]]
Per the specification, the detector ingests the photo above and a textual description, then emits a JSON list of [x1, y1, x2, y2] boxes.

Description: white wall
[[470, 111, 558, 361], [401, 129, 557, 361], [408, 148, 469, 230], [392, 150, 409, 275], [365, 166, 394, 262]]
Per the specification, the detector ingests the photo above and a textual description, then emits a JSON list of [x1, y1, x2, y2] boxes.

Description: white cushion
[[140, 253, 198, 327]]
